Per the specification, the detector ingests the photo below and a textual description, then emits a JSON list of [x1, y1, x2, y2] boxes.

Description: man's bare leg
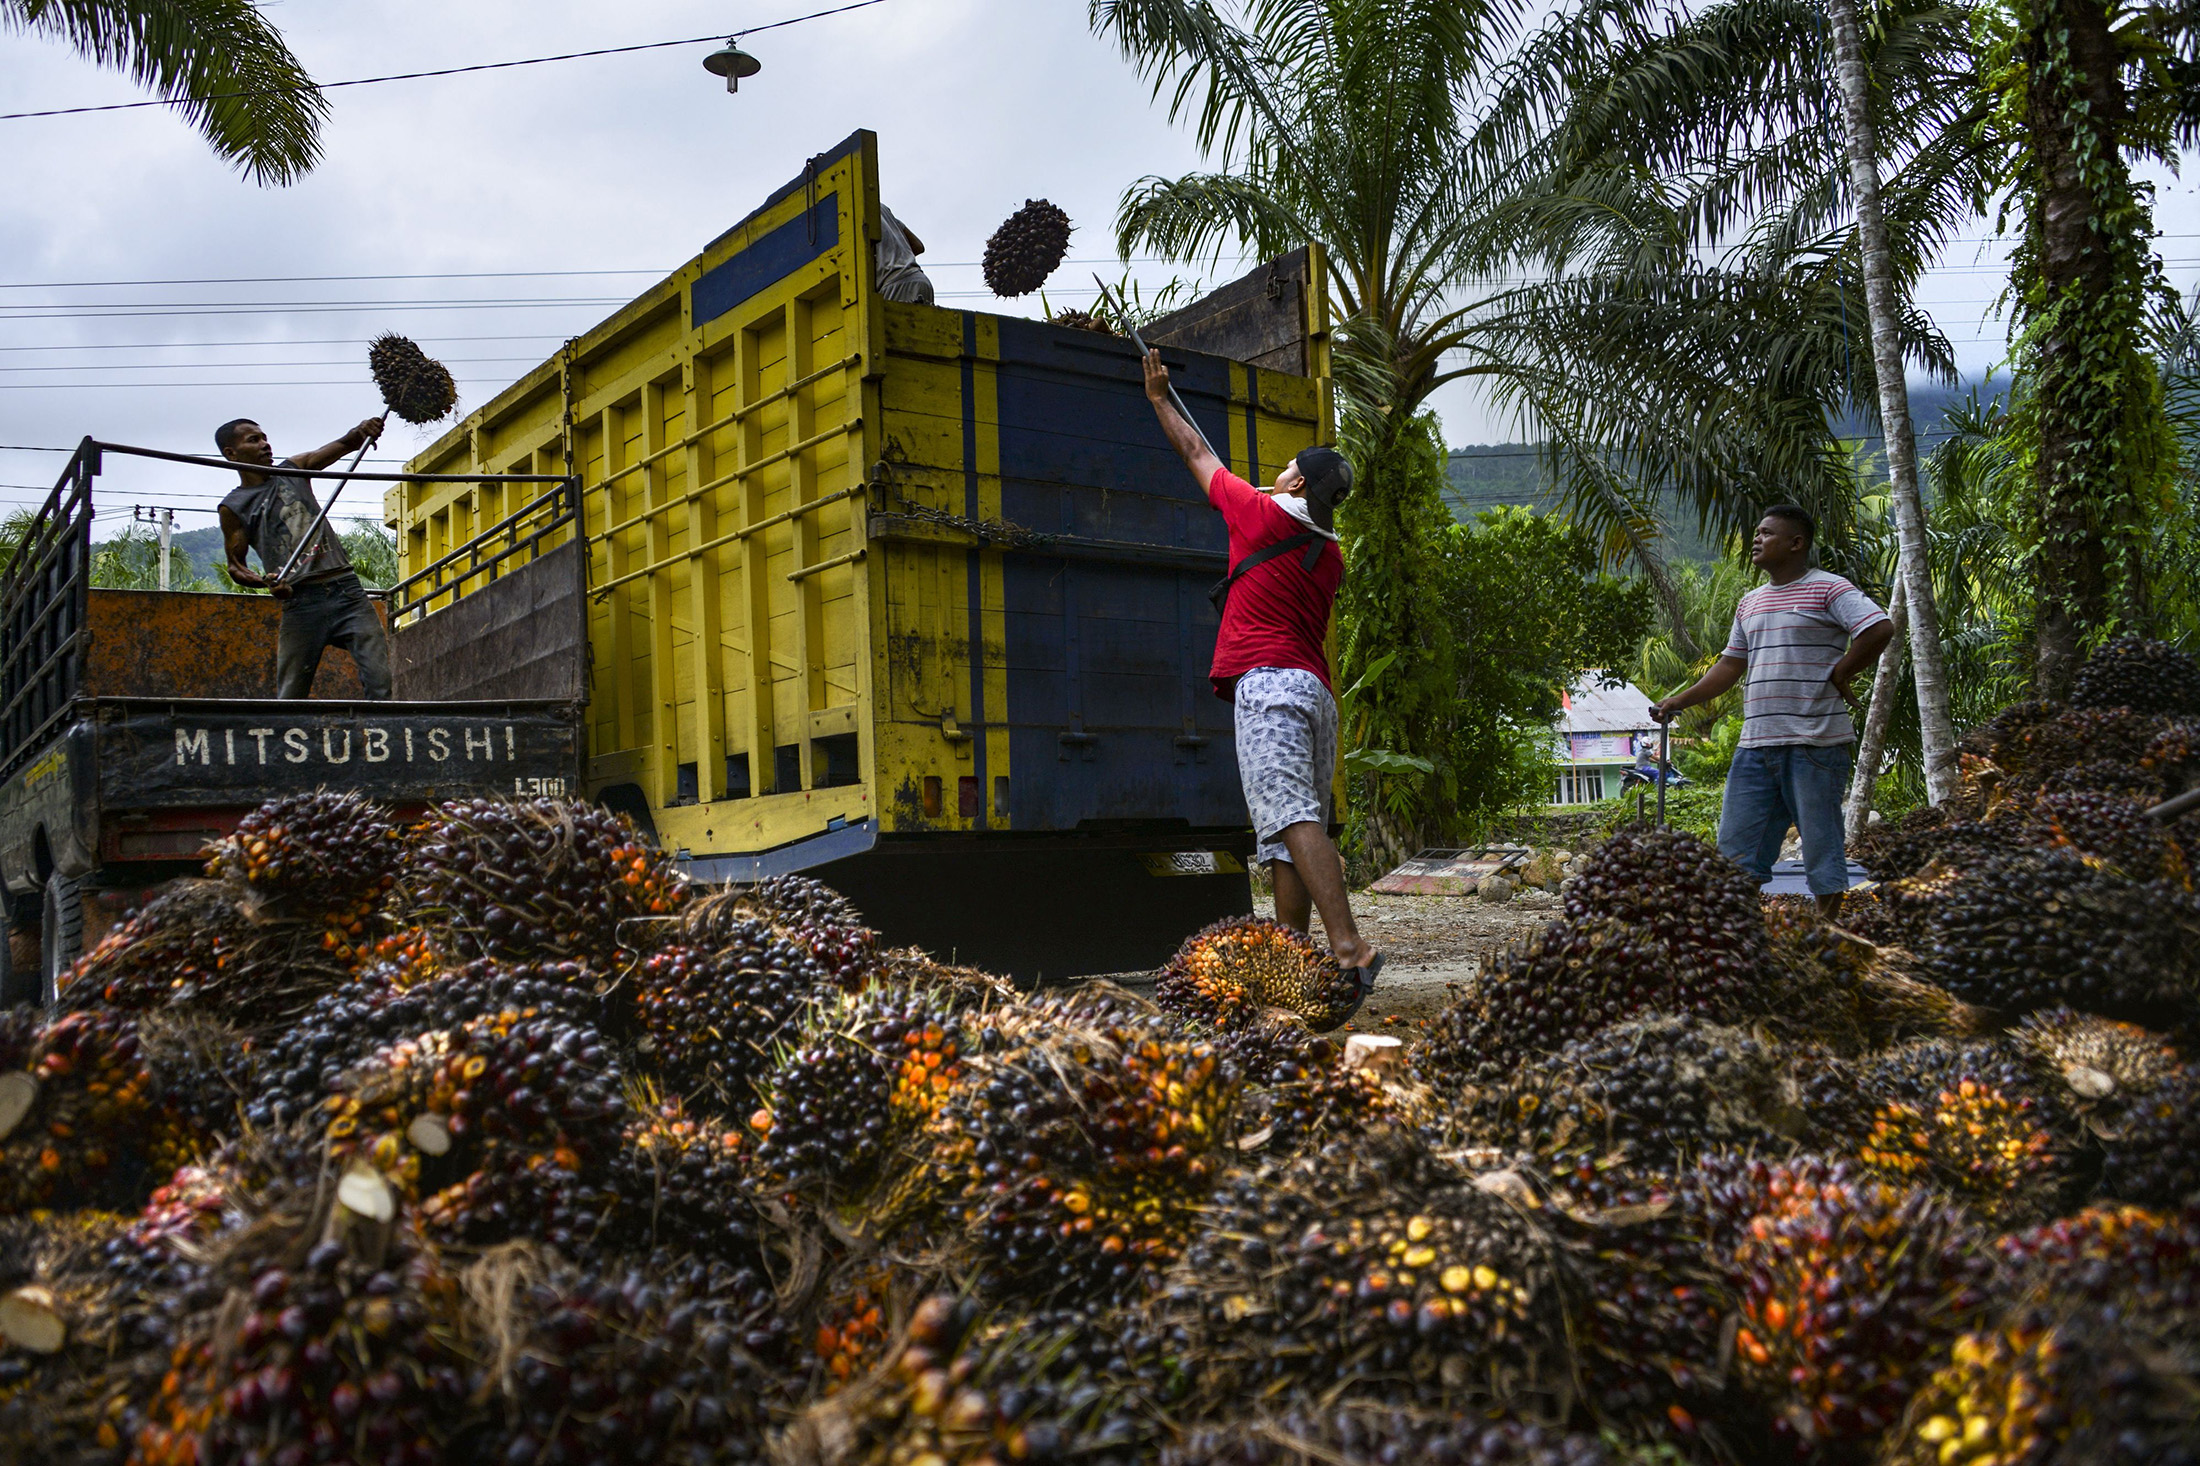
[[1271, 857, 1313, 934], [1275, 820, 1377, 970]]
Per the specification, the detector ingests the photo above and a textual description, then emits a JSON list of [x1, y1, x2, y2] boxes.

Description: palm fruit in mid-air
[[406, 797, 685, 967], [1921, 850, 2200, 1025], [367, 331, 459, 424], [926, 986, 1239, 1303], [632, 927, 828, 1114], [2070, 634, 2200, 717], [1700, 1155, 1995, 1450], [1157, 916, 1355, 1032], [1166, 1126, 1565, 1412], [982, 199, 1072, 296]]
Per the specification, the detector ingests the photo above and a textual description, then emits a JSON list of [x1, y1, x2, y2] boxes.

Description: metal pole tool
[[1657, 719, 1670, 826], [269, 415, 384, 595], [1093, 274, 1216, 460]]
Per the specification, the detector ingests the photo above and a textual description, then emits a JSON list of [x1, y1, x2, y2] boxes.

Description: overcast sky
[[4, 0, 2198, 529]]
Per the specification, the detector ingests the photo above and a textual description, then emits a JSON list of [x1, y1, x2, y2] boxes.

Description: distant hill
[[1444, 377, 2008, 563]]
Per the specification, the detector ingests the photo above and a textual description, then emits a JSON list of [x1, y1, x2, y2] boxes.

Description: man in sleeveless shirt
[[1650, 504, 1894, 917], [216, 415, 395, 700], [1142, 349, 1385, 1011]]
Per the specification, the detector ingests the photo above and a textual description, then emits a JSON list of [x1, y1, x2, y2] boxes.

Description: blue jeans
[[1718, 744, 1852, 895]]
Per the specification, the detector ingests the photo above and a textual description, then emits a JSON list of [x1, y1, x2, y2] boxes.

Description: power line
[[0, 356, 542, 373], [0, 334, 568, 354], [0, 0, 892, 122]]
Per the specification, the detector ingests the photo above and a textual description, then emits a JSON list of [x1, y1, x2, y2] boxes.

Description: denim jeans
[[276, 574, 392, 699], [1718, 743, 1852, 895]]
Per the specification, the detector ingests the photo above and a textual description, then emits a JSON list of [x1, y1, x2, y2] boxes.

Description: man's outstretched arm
[[1143, 349, 1223, 491], [291, 415, 386, 472]]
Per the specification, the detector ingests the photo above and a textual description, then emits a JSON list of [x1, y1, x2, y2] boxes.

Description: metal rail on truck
[[0, 439, 579, 782]]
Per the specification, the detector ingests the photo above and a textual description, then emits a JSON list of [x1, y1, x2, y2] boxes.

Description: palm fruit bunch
[[982, 199, 1072, 297], [1047, 308, 1115, 335], [1997, 1204, 2200, 1328], [1164, 1409, 1616, 1466], [1706, 1155, 1995, 1449], [2034, 787, 2188, 884], [204, 790, 400, 912], [1541, 1165, 1739, 1447], [688, 876, 883, 991], [1921, 850, 2200, 1026], [1445, 1017, 1798, 1175], [134, 1233, 470, 1466], [812, 1266, 892, 1391], [1982, 707, 2167, 798], [2011, 1007, 2183, 1115], [1884, 1306, 2200, 1466], [460, 1249, 784, 1466], [2011, 1012, 2200, 1208], [1, 1008, 155, 1215], [1419, 918, 1684, 1082], [1227, 1018, 1399, 1156], [242, 960, 600, 1130], [137, 1013, 252, 1174], [1158, 916, 1357, 1032], [607, 1096, 775, 1275], [926, 986, 1240, 1302], [366, 331, 458, 424], [363, 926, 443, 988], [1165, 1127, 1564, 1411], [325, 1009, 627, 1247], [1563, 824, 1771, 979], [0, 1211, 212, 1465], [632, 926, 828, 1113], [1821, 1038, 2071, 1224], [2089, 1062, 2200, 1206], [406, 797, 685, 967], [1854, 805, 1991, 883], [752, 981, 979, 1205], [788, 1293, 1168, 1466], [2071, 634, 2200, 717]]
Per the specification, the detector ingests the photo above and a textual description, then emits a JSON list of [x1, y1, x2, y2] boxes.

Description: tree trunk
[[2023, 0, 2135, 697], [1824, 0, 1960, 805], [1845, 579, 1908, 841]]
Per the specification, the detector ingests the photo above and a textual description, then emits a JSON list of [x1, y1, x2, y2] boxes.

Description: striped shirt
[[1724, 570, 1889, 747]]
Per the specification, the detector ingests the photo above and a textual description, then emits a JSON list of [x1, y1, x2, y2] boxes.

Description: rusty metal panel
[[390, 539, 586, 702], [1146, 248, 1319, 376], [1368, 846, 1531, 896], [84, 589, 379, 700]]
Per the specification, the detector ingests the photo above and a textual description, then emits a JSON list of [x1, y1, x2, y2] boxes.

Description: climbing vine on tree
[[1981, 0, 2182, 694]]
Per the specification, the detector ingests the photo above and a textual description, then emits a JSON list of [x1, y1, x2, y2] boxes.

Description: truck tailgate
[[98, 697, 582, 807]]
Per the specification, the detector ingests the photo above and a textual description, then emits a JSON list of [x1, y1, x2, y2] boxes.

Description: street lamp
[[703, 40, 762, 93]]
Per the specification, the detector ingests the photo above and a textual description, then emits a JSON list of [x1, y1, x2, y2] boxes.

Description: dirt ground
[[1097, 885, 1557, 1043]]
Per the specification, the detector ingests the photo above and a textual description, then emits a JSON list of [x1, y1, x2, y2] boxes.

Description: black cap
[[1294, 446, 1353, 531]]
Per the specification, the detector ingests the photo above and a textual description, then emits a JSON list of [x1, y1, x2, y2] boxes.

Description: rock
[[1478, 874, 1517, 905], [1778, 827, 1802, 862], [1517, 889, 1556, 910], [1517, 851, 1564, 890]]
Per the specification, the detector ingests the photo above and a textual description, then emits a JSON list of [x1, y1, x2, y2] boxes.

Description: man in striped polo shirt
[[1650, 505, 1895, 916]]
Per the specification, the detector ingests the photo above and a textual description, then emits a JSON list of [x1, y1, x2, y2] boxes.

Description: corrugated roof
[[1557, 673, 1656, 733]]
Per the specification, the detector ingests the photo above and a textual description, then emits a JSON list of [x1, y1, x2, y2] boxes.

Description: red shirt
[[1207, 466, 1344, 700]]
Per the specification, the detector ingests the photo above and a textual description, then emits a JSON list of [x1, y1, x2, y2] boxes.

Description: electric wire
[[0, 0, 893, 123]]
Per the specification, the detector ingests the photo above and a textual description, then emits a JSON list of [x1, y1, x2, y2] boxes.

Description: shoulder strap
[[1226, 530, 1320, 585]]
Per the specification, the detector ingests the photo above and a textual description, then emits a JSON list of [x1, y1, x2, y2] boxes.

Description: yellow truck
[[390, 130, 1332, 977]]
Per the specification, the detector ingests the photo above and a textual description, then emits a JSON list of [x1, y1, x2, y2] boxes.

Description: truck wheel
[[0, 916, 33, 1007], [40, 876, 83, 1008]]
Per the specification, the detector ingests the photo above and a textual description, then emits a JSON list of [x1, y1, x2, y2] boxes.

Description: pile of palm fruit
[[6, 640, 2200, 1466]]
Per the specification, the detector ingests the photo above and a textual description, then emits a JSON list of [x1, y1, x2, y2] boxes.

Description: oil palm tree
[[4, 0, 326, 184]]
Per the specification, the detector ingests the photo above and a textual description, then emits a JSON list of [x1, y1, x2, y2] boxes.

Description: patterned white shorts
[[1233, 666, 1338, 866]]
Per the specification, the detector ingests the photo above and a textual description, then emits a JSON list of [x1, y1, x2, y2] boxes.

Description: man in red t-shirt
[[1143, 350, 1384, 1013]]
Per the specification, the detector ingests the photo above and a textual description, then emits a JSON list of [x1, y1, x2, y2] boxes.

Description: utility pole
[[133, 506, 177, 590]]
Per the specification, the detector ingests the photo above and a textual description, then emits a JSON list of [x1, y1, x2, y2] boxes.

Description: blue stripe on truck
[[692, 193, 840, 327]]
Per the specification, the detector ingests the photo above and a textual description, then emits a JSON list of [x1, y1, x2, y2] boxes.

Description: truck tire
[[0, 915, 33, 1007], [41, 875, 83, 1008]]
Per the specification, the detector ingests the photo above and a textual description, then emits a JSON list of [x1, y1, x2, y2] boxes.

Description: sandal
[[1318, 951, 1386, 1031]]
